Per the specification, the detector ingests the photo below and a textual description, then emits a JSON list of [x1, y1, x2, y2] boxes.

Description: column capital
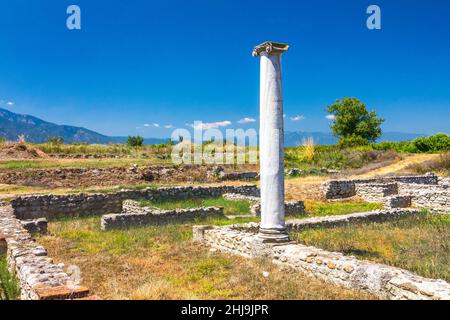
[[252, 41, 289, 57]]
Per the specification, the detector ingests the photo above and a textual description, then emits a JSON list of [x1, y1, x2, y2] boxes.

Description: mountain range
[[0, 107, 426, 146], [0, 108, 167, 145]]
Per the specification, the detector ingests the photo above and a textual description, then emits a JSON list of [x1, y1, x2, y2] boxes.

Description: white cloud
[[237, 117, 256, 124], [188, 120, 232, 130], [290, 115, 305, 121], [6, 101, 14, 106], [326, 115, 336, 120], [143, 123, 162, 128], [164, 125, 174, 129]]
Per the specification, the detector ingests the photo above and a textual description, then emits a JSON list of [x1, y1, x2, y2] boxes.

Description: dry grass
[[37, 216, 375, 300], [291, 212, 450, 281], [405, 152, 450, 176], [302, 137, 316, 162], [352, 153, 440, 178]]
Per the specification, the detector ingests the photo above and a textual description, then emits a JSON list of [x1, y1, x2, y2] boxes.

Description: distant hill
[[284, 131, 426, 147], [0, 108, 166, 144], [0, 107, 427, 146]]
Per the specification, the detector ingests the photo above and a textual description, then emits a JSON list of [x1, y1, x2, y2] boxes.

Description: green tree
[[47, 136, 64, 145], [326, 98, 384, 147], [127, 136, 144, 147]]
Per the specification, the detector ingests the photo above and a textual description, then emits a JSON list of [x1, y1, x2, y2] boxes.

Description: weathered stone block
[[102, 206, 225, 230], [21, 218, 48, 235]]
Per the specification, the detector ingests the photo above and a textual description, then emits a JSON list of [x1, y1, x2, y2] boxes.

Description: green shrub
[[0, 255, 20, 300], [127, 136, 144, 147], [47, 136, 64, 145], [413, 134, 450, 153], [371, 134, 450, 154], [338, 135, 370, 148]]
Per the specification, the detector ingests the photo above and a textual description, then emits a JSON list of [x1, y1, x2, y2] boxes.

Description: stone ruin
[[222, 193, 305, 217], [101, 201, 225, 231], [1, 184, 266, 300], [193, 219, 450, 300], [192, 42, 450, 300], [1, 40, 449, 300], [0, 179, 309, 300], [321, 173, 450, 212]]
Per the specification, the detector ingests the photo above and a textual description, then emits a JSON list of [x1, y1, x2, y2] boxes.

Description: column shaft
[[258, 51, 288, 242]]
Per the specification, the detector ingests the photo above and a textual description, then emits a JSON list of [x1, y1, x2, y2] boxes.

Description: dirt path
[[285, 154, 440, 201], [350, 153, 439, 178]]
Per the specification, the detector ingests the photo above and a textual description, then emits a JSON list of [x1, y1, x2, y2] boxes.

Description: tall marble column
[[253, 41, 290, 243]]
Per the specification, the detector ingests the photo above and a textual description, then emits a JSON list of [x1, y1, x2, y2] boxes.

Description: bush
[[413, 134, 450, 153], [0, 255, 19, 300], [127, 136, 144, 147], [371, 134, 450, 154], [47, 136, 64, 145], [301, 137, 316, 162], [338, 135, 370, 148]]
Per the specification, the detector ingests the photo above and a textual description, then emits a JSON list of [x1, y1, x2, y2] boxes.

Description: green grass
[[290, 212, 450, 281], [35, 143, 134, 155], [46, 215, 257, 256], [303, 201, 384, 217], [139, 197, 383, 219], [37, 215, 373, 299], [138, 197, 252, 216], [0, 255, 20, 300], [0, 158, 166, 170], [284, 145, 401, 170]]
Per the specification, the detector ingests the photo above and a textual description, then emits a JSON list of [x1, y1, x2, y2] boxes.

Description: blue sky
[[0, 0, 449, 138]]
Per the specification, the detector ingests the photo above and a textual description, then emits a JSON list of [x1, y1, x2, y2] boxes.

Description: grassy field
[[138, 197, 383, 218], [139, 197, 252, 216], [0, 255, 20, 300], [34, 199, 384, 299], [0, 158, 168, 170], [37, 215, 374, 300], [303, 200, 383, 217], [291, 212, 450, 282]]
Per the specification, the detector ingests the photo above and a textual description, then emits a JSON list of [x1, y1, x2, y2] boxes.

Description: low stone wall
[[222, 193, 260, 203], [122, 199, 155, 213], [102, 206, 224, 230], [355, 183, 398, 202], [410, 190, 450, 212], [323, 174, 439, 200], [222, 193, 305, 217], [390, 174, 439, 185], [383, 195, 412, 209], [21, 218, 48, 235], [230, 209, 420, 233], [193, 224, 450, 300], [398, 182, 448, 195], [398, 183, 450, 212], [49, 154, 130, 159], [322, 180, 356, 199], [11, 185, 259, 220], [0, 206, 91, 300], [250, 201, 306, 217], [219, 171, 259, 181]]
